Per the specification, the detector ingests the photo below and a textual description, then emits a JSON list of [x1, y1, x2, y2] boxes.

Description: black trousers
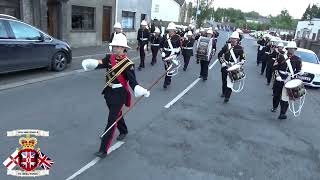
[[261, 56, 267, 74], [183, 55, 191, 70], [200, 60, 209, 78], [272, 80, 289, 115], [99, 88, 128, 153], [266, 66, 273, 84], [139, 42, 147, 67], [163, 60, 172, 86], [257, 51, 263, 64], [151, 46, 159, 64], [221, 67, 232, 98]]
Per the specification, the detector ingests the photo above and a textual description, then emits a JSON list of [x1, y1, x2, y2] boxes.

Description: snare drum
[[227, 64, 245, 82], [285, 79, 306, 100]]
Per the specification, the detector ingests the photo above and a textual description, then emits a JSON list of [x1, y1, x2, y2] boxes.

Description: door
[[0, 19, 13, 72], [47, 0, 60, 39], [7, 20, 51, 69], [102, 6, 112, 42]]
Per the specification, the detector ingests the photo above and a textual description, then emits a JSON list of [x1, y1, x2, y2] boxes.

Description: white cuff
[[134, 85, 150, 98]]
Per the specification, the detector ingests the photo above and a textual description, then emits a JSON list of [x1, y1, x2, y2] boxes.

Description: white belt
[[140, 38, 148, 41], [279, 70, 288, 75], [183, 47, 193, 50], [164, 48, 180, 52], [111, 83, 123, 89], [151, 44, 159, 46]]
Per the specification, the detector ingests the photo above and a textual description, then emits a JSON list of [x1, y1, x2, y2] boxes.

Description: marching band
[[81, 21, 307, 157]]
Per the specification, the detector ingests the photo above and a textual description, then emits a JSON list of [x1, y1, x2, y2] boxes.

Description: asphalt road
[[1, 32, 320, 180]]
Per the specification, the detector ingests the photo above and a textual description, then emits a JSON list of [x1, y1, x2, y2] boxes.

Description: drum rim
[[285, 79, 303, 88], [227, 64, 241, 71]]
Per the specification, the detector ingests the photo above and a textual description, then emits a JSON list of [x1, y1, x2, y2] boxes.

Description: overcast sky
[[188, 0, 320, 19]]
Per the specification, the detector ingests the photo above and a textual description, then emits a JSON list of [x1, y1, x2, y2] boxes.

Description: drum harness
[[222, 43, 246, 93], [275, 54, 307, 117]]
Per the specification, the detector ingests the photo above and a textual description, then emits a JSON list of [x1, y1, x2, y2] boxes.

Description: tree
[[187, 2, 193, 21], [301, 4, 320, 20], [302, 4, 311, 20], [194, 0, 215, 27]]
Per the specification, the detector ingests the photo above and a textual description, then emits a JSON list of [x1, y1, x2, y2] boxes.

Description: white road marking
[[65, 141, 125, 180], [73, 53, 106, 59], [164, 59, 219, 109], [209, 59, 220, 70]]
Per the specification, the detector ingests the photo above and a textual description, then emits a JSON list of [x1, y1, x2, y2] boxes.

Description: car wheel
[[51, 52, 67, 71]]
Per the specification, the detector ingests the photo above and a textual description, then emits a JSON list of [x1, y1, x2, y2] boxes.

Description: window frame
[[0, 19, 11, 40], [8, 20, 42, 41], [121, 11, 136, 32], [71, 5, 96, 32]]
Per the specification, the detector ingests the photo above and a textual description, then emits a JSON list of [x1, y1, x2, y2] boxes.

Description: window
[[154, 4, 159, 13], [295, 50, 320, 64], [72, 6, 95, 30], [9, 21, 41, 40], [317, 30, 320, 41], [0, 20, 9, 39], [122, 11, 135, 30]]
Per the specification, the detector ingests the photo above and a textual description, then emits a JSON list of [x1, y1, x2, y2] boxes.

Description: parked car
[[0, 14, 72, 74], [295, 48, 320, 87]]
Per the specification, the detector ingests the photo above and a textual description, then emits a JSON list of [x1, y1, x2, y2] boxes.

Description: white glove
[[276, 76, 283, 81], [222, 62, 227, 67], [134, 85, 150, 98], [161, 52, 166, 57], [109, 46, 112, 52], [144, 45, 147, 50], [82, 59, 99, 71]]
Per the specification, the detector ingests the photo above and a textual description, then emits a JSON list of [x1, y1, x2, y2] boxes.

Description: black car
[[0, 14, 72, 74]]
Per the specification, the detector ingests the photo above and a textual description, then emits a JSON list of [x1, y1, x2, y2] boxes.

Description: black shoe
[[224, 98, 229, 103], [271, 108, 277, 113], [267, 83, 270, 86], [203, 77, 207, 81], [163, 84, 168, 89], [151, 62, 154, 66], [117, 133, 127, 141], [260, 72, 263, 75], [183, 67, 187, 71], [278, 114, 287, 120], [220, 94, 225, 98], [199, 75, 203, 78], [138, 67, 142, 71], [95, 151, 108, 158]]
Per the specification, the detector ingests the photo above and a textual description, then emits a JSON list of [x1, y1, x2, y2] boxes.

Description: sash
[[228, 43, 238, 63], [110, 54, 131, 107]]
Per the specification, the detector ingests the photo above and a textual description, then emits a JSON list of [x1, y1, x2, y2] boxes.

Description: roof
[[174, 0, 185, 6], [0, 14, 18, 20]]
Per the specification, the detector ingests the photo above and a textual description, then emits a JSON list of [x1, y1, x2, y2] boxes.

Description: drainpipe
[[115, 0, 118, 23]]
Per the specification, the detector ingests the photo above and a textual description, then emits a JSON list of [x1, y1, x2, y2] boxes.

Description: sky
[[188, 0, 320, 19]]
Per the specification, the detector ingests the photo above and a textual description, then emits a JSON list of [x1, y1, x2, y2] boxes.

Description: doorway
[[47, 0, 61, 39], [102, 6, 112, 42]]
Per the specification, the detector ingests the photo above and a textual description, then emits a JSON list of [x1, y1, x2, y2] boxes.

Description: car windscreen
[[295, 50, 320, 64]]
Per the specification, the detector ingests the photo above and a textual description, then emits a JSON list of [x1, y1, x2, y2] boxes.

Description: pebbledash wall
[[64, 0, 115, 47], [116, 0, 152, 44]]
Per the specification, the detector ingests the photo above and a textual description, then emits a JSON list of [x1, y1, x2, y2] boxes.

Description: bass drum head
[[227, 64, 241, 71], [285, 79, 303, 89]]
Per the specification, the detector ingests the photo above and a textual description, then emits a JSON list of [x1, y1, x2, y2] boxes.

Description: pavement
[[1, 31, 320, 180]]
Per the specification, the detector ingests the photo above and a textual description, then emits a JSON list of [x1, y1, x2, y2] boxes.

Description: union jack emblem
[[37, 151, 54, 170]]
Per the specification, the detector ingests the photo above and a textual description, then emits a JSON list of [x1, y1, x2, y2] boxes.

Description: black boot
[[271, 108, 277, 113], [95, 151, 108, 158], [278, 114, 287, 120], [117, 133, 127, 141], [224, 98, 229, 103]]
